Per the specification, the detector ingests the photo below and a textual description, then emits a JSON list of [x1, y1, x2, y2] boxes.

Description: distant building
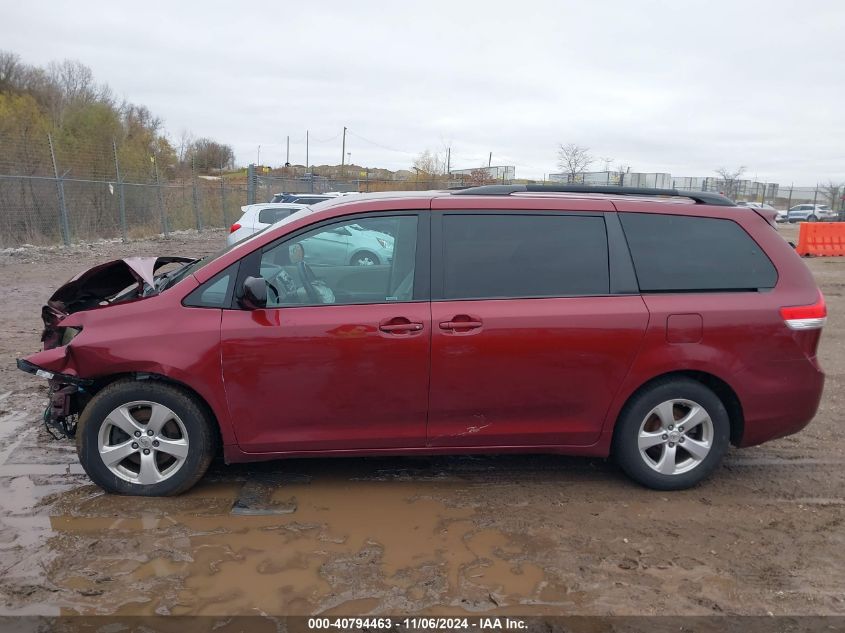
[[549, 171, 671, 188], [451, 165, 516, 181], [672, 176, 720, 191]]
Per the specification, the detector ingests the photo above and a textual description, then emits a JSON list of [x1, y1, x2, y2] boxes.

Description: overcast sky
[[3, 0, 844, 183]]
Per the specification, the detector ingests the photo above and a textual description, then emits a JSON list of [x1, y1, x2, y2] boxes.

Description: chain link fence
[[248, 167, 457, 205], [1, 136, 843, 247], [0, 133, 248, 247]]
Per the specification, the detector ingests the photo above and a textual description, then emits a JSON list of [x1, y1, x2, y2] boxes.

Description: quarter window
[[183, 267, 236, 308], [619, 213, 777, 291], [441, 214, 610, 300]]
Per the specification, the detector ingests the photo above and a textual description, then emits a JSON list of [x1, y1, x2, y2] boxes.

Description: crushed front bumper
[[16, 358, 93, 386], [16, 358, 93, 438]]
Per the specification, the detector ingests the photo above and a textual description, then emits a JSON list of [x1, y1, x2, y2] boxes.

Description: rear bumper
[[735, 358, 824, 447]]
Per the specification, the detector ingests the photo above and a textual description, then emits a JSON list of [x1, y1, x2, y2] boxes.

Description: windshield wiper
[[155, 259, 200, 292]]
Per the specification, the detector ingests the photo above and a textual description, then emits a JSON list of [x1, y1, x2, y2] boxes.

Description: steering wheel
[[296, 261, 321, 303]]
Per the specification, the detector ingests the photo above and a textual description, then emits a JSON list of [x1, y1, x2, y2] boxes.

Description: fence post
[[191, 156, 203, 231], [813, 186, 818, 207], [48, 134, 71, 246], [787, 185, 793, 210], [247, 164, 256, 204], [113, 140, 127, 242], [220, 175, 228, 227], [152, 154, 169, 238]]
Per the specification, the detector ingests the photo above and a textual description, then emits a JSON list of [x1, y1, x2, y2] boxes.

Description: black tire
[[612, 378, 730, 491], [76, 379, 215, 496], [350, 251, 379, 266], [808, 215, 818, 222]]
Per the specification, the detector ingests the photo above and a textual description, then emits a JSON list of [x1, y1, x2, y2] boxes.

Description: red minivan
[[17, 186, 826, 495]]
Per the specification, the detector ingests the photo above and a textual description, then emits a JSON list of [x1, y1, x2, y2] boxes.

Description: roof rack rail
[[451, 184, 736, 206]]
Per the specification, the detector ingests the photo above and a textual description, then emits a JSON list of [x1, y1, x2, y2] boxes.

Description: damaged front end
[[16, 256, 194, 438]]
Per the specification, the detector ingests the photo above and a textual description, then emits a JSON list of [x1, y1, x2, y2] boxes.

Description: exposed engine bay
[[20, 256, 195, 439]]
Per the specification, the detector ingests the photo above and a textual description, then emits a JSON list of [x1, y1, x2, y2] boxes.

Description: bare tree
[[0, 51, 23, 92], [557, 143, 593, 182], [188, 137, 235, 172], [600, 156, 614, 172], [822, 180, 844, 213], [412, 149, 445, 176], [715, 165, 747, 199], [615, 163, 632, 186], [176, 129, 194, 164]]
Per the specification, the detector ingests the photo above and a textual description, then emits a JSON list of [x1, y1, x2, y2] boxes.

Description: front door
[[428, 212, 648, 447], [222, 213, 430, 453]]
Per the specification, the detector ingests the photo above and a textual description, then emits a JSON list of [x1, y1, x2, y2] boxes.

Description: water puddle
[[25, 470, 550, 615]]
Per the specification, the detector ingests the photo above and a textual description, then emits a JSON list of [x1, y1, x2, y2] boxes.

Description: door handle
[[379, 317, 424, 334], [380, 322, 423, 333], [439, 317, 483, 331]]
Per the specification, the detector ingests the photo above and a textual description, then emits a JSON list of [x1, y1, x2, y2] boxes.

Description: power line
[[307, 132, 341, 143], [345, 129, 417, 156]]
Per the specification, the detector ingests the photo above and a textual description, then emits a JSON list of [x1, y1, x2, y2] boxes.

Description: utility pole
[[488, 152, 492, 168], [446, 147, 451, 174], [257, 144, 261, 166], [306, 130, 309, 170], [285, 136, 290, 166], [341, 126, 347, 175]]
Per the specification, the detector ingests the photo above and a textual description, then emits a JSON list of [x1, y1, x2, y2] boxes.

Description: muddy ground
[[0, 224, 843, 617]]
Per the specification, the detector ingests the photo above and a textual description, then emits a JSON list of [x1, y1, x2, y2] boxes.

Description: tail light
[[229, 223, 242, 234], [780, 291, 827, 330]]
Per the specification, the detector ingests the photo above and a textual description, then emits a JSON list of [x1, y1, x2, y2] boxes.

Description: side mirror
[[240, 276, 267, 310]]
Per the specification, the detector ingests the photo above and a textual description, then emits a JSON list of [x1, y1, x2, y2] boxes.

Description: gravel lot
[[0, 223, 843, 616]]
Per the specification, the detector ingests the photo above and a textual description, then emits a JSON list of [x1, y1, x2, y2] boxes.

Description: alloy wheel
[[637, 399, 714, 476], [97, 400, 189, 484]]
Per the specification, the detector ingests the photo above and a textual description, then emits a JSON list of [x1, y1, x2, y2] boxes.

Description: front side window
[[441, 214, 610, 300], [259, 215, 418, 307], [620, 213, 777, 292]]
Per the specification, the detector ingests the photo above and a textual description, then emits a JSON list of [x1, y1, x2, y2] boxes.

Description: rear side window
[[258, 207, 295, 224], [441, 214, 609, 300], [619, 213, 777, 292]]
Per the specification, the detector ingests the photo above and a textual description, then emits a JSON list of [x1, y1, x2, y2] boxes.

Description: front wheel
[[807, 215, 818, 222], [76, 379, 215, 496], [612, 379, 730, 490]]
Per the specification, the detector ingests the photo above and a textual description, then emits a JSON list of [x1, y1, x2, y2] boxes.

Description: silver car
[[300, 222, 394, 267]]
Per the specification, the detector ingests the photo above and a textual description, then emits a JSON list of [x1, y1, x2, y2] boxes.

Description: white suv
[[787, 204, 837, 223], [228, 203, 307, 245]]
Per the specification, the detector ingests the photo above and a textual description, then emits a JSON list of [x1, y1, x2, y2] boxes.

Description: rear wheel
[[808, 214, 818, 222], [76, 379, 215, 496], [350, 251, 379, 266], [613, 378, 730, 490]]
